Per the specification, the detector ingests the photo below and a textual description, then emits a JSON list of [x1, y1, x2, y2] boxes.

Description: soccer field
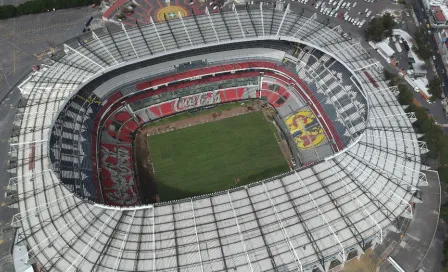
[[147, 111, 290, 201]]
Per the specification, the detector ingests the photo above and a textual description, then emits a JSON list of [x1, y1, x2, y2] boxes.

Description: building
[[431, 5, 448, 24], [9, 6, 427, 272]]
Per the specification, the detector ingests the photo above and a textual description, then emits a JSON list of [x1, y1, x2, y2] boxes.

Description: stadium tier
[[9, 5, 428, 272]]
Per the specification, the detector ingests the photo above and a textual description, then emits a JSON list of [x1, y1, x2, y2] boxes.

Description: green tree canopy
[[365, 13, 396, 42], [412, 27, 432, 60], [428, 76, 443, 99]]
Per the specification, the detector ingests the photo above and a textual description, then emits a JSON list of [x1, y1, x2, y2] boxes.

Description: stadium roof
[[9, 5, 426, 272]]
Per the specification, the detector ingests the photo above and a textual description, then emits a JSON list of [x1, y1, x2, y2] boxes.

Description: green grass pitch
[[147, 111, 290, 201]]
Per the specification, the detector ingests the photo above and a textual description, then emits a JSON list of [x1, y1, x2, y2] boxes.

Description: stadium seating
[[62, 58, 345, 201], [13, 8, 426, 272]]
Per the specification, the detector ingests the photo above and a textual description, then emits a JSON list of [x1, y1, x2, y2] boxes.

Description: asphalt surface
[[412, 0, 448, 95], [287, 0, 403, 35], [0, 6, 101, 102], [408, 0, 448, 135], [0, 6, 101, 271], [391, 170, 441, 272]]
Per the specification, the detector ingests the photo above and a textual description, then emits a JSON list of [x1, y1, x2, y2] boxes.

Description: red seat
[[125, 120, 139, 132], [217, 90, 227, 102], [221, 64, 235, 71], [160, 101, 175, 116], [149, 105, 161, 117], [234, 63, 250, 70], [176, 69, 202, 81], [225, 89, 237, 101], [117, 127, 132, 143], [151, 75, 175, 86], [114, 111, 132, 123], [203, 66, 223, 74], [136, 81, 151, 91], [236, 88, 245, 99]]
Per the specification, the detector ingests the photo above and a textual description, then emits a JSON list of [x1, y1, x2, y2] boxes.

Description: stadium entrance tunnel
[[49, 42, 369, 207]]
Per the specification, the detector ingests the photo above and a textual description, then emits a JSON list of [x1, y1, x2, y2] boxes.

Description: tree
[[364, 13, 396, 42], [397, 84, 413, 105], [0, 5, 17, 19], [428, 76, 443, 99], [412, 27, 432, 60], [383, 68, 394, 80]]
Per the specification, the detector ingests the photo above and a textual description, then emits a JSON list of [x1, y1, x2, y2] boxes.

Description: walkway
[[382, 170, 441, 272]]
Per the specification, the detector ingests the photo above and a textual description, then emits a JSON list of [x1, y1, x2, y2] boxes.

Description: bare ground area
[[133, 101, 292, 203]]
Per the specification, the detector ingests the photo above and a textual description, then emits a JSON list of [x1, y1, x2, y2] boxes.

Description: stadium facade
[[8, 4, 427, 272]]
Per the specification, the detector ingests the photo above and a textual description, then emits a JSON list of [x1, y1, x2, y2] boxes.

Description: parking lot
[[286, 0, 405, 37], [0, 6, 100, 100], [386, 35, 413, 71]]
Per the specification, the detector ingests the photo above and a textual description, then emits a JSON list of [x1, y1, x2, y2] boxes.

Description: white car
[[353, 18, 359, 24], [391, 36, 396, 42], [360, 19, 366, 25], [366, 10, 372, 17], [346, 2, 350, 8], [353, 2, 357, 7], [365, 8, 368, 12], [342, 2, 346, 8]]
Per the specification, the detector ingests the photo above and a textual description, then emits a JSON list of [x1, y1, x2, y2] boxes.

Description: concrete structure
[[431, 5, 448, 24], [376, 41, 395, 58], [7, 5, 427, 272]]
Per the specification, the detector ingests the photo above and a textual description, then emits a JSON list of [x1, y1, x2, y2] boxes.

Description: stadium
[[8, 3, 427, 272]]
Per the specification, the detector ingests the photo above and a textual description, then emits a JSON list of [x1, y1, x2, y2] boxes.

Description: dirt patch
[[261, 107, 294, 168], [133, 101, 292, 203]]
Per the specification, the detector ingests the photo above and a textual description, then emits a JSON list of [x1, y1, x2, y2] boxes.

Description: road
[[412, 0, 448, 95], [406, 0, 448, 135]]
